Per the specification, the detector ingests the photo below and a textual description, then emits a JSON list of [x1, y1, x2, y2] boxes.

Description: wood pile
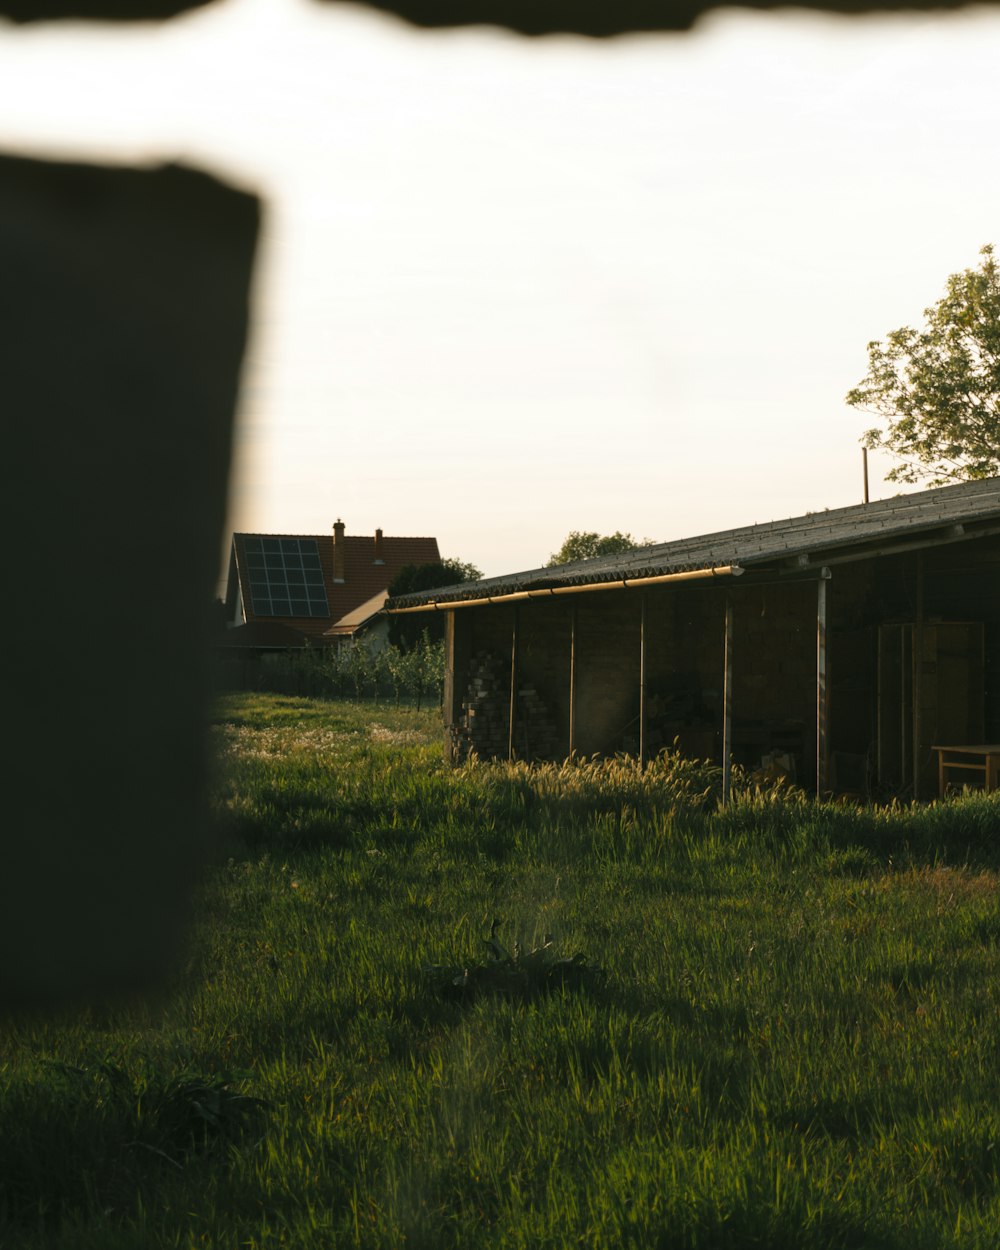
[[448, 653, 560, 762], [449, 652, 509, 761]]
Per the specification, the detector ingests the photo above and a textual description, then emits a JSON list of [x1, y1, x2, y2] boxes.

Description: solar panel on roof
[[243, 537, 329, 618]]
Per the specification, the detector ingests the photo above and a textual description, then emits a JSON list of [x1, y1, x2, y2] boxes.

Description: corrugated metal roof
[[388, 477, 1000, 609]]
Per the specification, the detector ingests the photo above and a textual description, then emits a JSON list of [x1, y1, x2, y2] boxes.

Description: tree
[[388, 557, 483, 599], [546, 530, 648, 567], [846, 244, 1000, 486], [387, 555, 482, 649]]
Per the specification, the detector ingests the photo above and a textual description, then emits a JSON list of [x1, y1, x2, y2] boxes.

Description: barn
[[386, 478, 1000, 801]]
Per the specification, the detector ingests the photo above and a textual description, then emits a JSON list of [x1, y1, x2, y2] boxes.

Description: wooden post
[[639, 594, 647, 767], [569, 604, 577, 760], [442, 610, 471, 764], [722, 596, 733, 806], [443, 611, 458, 763], [508, 606, 519, 761], [816, 574, 829, 797], [901, 624, 909, 792], [912, 553, 924, 799]]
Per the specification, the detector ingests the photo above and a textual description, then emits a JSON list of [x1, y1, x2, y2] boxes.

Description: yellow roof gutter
[[385, 564, 743, 614]]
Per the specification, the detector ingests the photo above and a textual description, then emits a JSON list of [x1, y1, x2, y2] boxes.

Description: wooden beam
[[569, 604, 577, 760], [639, 593, 647, 767], [508, 606, 519, 761], [722, 596, 733, 806], [386, 564, 744, 613], [443, 611, 458, 764], [816, 576, 829, 797], [913, 553, 924, 799], [901, 625, 910, 791], [443, 609, 472, 764]]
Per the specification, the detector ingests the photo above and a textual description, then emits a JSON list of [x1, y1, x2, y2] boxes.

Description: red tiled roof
[[228, 529, 440, 641]]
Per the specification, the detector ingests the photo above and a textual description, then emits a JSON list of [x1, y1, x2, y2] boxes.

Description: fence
[[210, 636, 445, 709]]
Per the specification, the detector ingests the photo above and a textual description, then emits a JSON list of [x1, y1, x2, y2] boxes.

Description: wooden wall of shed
[[515, 601, 574, 757], [824, 561, 877, 774], [570, 595, 643, 757], [824, 536, 1000, 796], [446, 582, 820, 774], [642, 585, 724, 761], [729, 581, 818, 784], [442, 531, 1000, 787], [923, 536, 1000, 740]]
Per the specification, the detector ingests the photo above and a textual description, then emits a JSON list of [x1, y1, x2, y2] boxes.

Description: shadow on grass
[[0, 1059, 268, 1232]]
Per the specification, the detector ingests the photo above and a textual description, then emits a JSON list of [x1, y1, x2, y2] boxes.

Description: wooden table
[[932, 745, 1000, 798]]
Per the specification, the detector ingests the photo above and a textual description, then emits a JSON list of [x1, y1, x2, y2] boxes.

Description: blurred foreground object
[[0, 155, 258, 1010], [1, 0, 994, 31]]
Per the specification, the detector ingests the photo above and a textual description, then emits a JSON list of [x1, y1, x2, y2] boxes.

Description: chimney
[[332, 518, 346, 583], [373, 527, 385, 564]]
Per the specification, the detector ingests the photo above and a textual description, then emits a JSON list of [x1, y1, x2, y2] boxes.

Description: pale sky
[[1, 0, 998, 587]]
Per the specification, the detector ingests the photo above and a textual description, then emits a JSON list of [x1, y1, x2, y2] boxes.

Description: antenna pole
[[862, 447, 870, 504]]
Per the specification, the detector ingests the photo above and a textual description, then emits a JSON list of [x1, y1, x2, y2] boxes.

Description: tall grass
[[3, 693, 1000, 1248]]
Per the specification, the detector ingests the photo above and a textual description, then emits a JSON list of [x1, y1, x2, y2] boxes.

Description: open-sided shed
[[387, 479, 1000, 801]]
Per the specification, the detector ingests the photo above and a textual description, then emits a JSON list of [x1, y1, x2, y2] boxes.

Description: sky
[[1, 0, 999, 589]]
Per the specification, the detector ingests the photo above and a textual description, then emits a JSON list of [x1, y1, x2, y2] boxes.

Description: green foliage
[[846, 244, 1000, 485], [388, 557, 483, 599], [216, 638, 446, 706], [439, 555, 484, 584], [388, 557, 481, 648], [546, 529, 650, 566]]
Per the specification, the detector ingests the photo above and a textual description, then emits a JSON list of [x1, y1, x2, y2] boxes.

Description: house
[[385, 478, 1000, 800], [323, 589, 393, 649], [223, 519, 440, 645]]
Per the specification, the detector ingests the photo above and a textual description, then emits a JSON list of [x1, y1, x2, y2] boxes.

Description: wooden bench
[[932, 745, 1000, 798]]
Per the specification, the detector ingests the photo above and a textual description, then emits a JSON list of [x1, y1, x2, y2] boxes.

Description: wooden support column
[[817, 574, 829, 797], [508, 606, 519, 761], [443, 610, 471, 764], [443, 611, 458, 763], [639, 594, 648, 767], [568, 604, 577, 760], [722, 596, 734, 806], [913, 553, 924, 799], [901, 625, 910, 792]]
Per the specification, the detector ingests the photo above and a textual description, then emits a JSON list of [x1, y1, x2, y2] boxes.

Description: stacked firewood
[[449, 654, 560, 762], [450, 652, 510, 761]]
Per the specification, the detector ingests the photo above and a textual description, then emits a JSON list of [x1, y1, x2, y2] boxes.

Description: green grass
[[4, 693, 1000, 1248]]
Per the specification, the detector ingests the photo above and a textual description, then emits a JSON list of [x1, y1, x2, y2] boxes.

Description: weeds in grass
[[422, 918, 604, 1003], [6, 694, 1000, 1249]]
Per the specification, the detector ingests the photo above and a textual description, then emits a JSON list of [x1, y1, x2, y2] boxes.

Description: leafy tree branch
[[846, 244, 1000, 486]]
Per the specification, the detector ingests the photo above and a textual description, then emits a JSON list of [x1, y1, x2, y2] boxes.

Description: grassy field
[[4, 693, 1000, 1248]]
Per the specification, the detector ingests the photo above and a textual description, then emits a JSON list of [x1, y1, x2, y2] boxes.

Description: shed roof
[[387, 477, 1000, 610], [324, 589, 390, 637]]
